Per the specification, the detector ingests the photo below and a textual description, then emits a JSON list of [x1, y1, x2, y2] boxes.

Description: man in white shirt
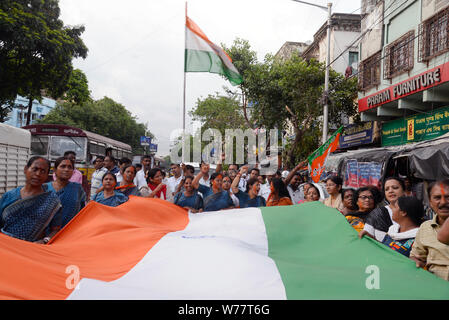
[[239, 167, 260, 192], [90, 156, 107, 200], [283, 161, 308, 204], [167, 163, 183, 197], [258, 175, 271, 201], [116, 157, 132, 184], [134, 155, 152, 196]]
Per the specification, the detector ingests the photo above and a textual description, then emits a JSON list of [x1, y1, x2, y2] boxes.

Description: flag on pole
[[185, 16, 243, 86], [308, 126, 343, 183], [0, 197, 448, 300]]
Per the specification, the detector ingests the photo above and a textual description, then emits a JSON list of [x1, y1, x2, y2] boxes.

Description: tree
[[0, 0, 88, 124], [63, 69, 91, 105], [223, 38, 358, 168], [246, 55, 358, 167], [39, 97, 153, 153], [221, 38, 258, 128]]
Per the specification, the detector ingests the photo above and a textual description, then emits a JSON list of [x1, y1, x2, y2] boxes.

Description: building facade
[[358, 0, 449, 146], [302, 13, 362, 76], [4, 96, 56, 128]]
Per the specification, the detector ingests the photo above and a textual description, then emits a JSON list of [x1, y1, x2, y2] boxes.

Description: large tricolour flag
[[0, 197, 448, 300], [185, 16, 243, 86]]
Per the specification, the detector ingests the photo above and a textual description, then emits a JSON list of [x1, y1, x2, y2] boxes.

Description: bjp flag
[[308, 127, 343, 183]]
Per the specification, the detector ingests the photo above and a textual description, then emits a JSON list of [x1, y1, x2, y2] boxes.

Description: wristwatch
[[42, 237, 51, 244]]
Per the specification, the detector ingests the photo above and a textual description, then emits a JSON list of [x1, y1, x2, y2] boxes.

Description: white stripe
[[185, 28, 240, 74], [67, 208, 286, 300]]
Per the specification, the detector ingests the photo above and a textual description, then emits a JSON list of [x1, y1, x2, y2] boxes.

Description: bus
[[22, 124, 133, 194], [0, 123, 31, 196]]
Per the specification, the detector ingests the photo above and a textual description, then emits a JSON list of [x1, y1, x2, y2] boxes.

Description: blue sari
[[235, 190, 266, 208], [45, 182, 86, 228], [93, 191, 128, 207], [174, 191, 203, 211], [0, 187, 61, 242], [203, 190, 234, 212], [116, 185, 141, 197]]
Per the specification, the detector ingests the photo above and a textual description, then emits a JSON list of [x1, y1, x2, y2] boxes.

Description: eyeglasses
[[359, 195, 374, 201]]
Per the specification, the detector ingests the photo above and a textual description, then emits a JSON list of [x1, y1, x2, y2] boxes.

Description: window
[[419, 6, 449, 62], [49, 136, 86, 160], [359, 51, 381, 90], [384, 30, 415, 79], [30, 136, 49, 156]]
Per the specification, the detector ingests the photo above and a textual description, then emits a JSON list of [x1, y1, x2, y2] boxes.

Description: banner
[[343, 160, 383, 189], [308, 127, 343, 183]]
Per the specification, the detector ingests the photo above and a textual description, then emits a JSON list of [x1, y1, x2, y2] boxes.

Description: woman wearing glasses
[[359, 177, 406, 241], [345, 187, 380, 232]]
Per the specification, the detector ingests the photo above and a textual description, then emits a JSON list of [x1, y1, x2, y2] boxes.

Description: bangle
[[43, 237, 51, 244]]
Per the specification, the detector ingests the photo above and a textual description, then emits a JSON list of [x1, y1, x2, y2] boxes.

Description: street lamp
[[291, 0, 332, 144]]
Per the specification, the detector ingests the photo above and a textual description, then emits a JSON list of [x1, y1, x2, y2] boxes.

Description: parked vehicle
[[0, 123, 31, 197]]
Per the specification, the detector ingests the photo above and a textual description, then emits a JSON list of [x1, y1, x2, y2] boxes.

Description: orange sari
[[266, 194, 293, 207]]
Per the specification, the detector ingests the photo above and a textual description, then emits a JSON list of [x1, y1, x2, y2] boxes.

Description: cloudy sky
[[58, 0, 360, 156]]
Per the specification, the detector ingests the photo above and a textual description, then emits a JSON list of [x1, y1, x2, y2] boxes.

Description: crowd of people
[[0, 152, 448, 282]]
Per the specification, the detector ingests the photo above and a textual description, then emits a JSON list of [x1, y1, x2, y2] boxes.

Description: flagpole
[[182, 2, 187, 163]]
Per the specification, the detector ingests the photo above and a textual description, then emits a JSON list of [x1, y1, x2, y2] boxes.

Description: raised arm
[[284, 160, 307, 186], [192, 163, 209, 190], [231, 166, 248, 194]]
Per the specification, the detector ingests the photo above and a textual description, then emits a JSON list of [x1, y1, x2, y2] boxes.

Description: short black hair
[[325, 175, 343, 187], [102, 172, 117, 183], [95, 155, 105, 162], [250, 168, 260, 175], [105, 155, 116, 163], [54, 156, 75, 170], [185, 165, 195, 174], [397, 196, 425, 226], [135, 163, 143, 169], [428, 180, 449, 197], [64, 151, 76, 157], [26, 156, 51, 174], [119, 157, 132, 165], [352, 187, 376, 211]]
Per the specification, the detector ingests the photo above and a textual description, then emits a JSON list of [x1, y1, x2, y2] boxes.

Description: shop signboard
[[382, 106, 449, 146], [339, 121, 375, 149]]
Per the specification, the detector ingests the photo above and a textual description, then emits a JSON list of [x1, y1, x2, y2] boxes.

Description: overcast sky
[[58, 0, 360, 156]]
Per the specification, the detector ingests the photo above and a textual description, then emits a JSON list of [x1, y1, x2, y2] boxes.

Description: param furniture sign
[[382, 106, 449, 146], [359, 61, 449, 113]]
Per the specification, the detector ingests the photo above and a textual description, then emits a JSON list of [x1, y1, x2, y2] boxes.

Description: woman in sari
[[346, 187, 379, 232], [359, 177, 405, 241], [231, 167, 266, 208], [116, 165, 141, 197], [92, 172, 129, 207], [222, 174, 239, 208], [146, 168, 168, 200], [173, 176, 203, 213], [45, 157, 86, 229], [267, 178, 293, 207], [0, 156, 61, 243], [323, 176, 344, 211], [192, 164, 234, 212]]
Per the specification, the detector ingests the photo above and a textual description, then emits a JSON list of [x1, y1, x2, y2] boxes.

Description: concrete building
[[358, 0, 449, 146], [302, 13, 362, 76], [274, 41, 310, 61], [4, 95, 56, 128]]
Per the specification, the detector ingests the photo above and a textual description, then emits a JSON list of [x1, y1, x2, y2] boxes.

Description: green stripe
[[261, 202, 449, 299], [185, 49, 243, 86]]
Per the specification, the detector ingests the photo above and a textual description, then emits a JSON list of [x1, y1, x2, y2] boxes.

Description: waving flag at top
[[308, 126, 343, 183], [0, 197, 448, 300], [185, 16, 243, 86]]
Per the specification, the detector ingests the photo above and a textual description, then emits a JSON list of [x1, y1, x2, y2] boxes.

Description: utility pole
[[291, 0, 332, 144]]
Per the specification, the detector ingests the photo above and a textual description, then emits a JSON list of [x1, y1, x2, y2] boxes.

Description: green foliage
[[0, 0, 88, 123], [225, 39, 358, 168], [63, 69, 91, 105], [38, 97, 152, 153], [189, 93, 249, 135]]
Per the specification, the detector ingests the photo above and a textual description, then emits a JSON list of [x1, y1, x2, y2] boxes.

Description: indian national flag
[[185, 16, 243, 86], [0, 197, 447, 299]]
